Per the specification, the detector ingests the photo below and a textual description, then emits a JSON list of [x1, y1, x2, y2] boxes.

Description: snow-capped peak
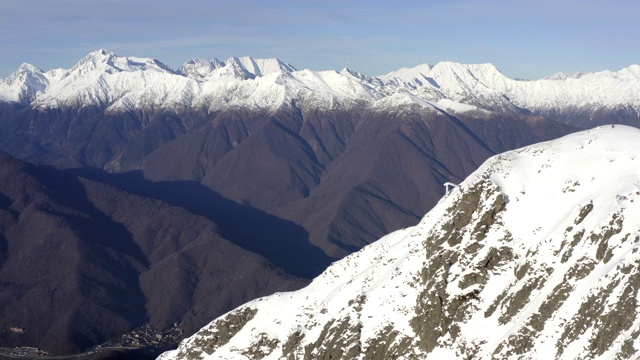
[[546, 65, 640, 81], [178, 58, 224, 80], [428, 61, 507, 88], [379, 63, 434, 88], [225, 56, 296, 78], [178, 56, 295, 81], [160, 125, 640, 359], [15, 63, 44, 75], [68, 49, 174, 76], [0, 63, 48, 104], [339, 67, 365, 79], [84, 48, 113, 61], [69, 49, 115, 74], [2, 63, 45, 85], [25, 50, 186, 110], [2, 50, 640, 118], [617, 64, 640, 79], [545, 71, 585, 80]]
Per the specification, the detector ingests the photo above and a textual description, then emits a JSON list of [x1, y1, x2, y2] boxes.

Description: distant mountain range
[[161, 125, 640, 359], [1, 50, 639, 129], [0, 50, 638, 355]]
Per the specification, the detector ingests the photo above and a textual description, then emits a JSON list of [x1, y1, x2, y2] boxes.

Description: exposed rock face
[[160, 125, 640, 359]]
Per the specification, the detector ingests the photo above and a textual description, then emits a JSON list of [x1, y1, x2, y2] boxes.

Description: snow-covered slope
[[379, 63, 434, 89], [160, 125, 640, 359], [0, 63, 50, 104], [0, 50, 381, 112], [1, 50, 640, 120]]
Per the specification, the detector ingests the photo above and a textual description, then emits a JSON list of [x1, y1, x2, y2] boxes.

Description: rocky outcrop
[[160, 125, 640, 359]]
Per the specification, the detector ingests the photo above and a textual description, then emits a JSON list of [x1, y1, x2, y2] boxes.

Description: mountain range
[[2, 50, 640, 128], [0, 50, 639, 355], [160, 125, 640, 359]]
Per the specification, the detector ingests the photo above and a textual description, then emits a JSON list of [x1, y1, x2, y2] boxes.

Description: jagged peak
[[211, 58, 225, 67], [4, 62, 46, 82], [339, 67, 371, 81], [79, 49, 115, 63], [222, 56, 257, 79], [70, 49, 119, 73], [4, 63, 44, 79], [71, 49, 174, 75], [178, 58, 225, 79], [16, 63, 44, 74], [183, 58, 211, 66], [427, 61, 510, 92], [181, 57, 224, 68], [225, 56, 296, 78], [1, 63, 45, 86], [0, 62, 49, 104]]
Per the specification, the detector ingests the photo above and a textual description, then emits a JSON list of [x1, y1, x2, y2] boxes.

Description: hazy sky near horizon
[[1, 0, 638, 79]]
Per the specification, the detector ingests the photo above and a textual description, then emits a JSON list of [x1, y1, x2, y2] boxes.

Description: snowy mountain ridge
[[160, 125, 640, 359], [178, 55, 296, 80], [1, 50, 640, 118]]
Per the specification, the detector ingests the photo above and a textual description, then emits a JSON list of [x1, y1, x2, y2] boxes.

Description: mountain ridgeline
[[161, 126, 640, 359], [0, 50, 639, 354]]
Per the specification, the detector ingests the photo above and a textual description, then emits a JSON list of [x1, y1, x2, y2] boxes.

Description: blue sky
[[1, 0, 638, 79]]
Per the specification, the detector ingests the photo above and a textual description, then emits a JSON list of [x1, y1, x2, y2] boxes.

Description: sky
[[1, 0, 639, 80]]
